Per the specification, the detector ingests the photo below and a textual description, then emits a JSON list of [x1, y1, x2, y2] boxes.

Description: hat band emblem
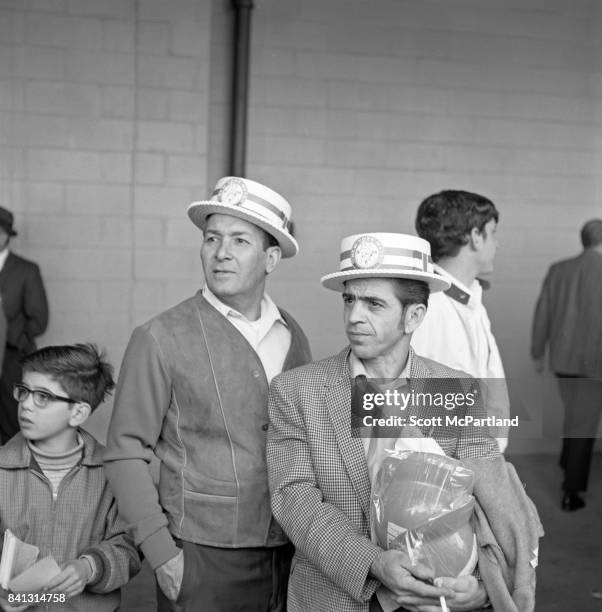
[[217, 178, 248, 206], [345, 242, 431, 272], [211, 187, 291, 231], [350, 236, 384, 269]]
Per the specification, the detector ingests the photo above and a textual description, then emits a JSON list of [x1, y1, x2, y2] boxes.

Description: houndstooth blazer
[[267, 347, 498, 612]]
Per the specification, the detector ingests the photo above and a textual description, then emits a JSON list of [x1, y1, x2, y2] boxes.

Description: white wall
[[245, 0, 601, 453], [0, 0, 599, 451], [0, 0, 213, 438]]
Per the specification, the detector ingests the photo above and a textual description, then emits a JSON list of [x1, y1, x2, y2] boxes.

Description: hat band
[[340, 247, 432, 272], [211, 189, 291, 232], [340, 262, 432, 273]]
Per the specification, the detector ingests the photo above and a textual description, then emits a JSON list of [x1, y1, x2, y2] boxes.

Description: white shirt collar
[[0, 247, 9, 271], [348, 349, 412, 381], [433, 264, 482, 304], [201, 285, 287, 327]]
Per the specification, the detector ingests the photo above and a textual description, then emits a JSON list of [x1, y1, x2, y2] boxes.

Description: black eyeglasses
[[13, 383, 77, 409]]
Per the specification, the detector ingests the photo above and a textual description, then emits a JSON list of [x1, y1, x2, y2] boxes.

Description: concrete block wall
[[246, 0, 601, 453], [0, 0, 212, 438], [0, 0, 600, 451], [594, 2, 602, 204]]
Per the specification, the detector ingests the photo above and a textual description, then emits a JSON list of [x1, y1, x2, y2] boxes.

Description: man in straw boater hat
[[267, 233, 542, 612], [105, 177, 311, 611]]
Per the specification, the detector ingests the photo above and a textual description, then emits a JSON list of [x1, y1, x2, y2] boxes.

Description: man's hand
[[370, 550, 454, 610], [533, 357, 544, 374], [44, 559, 91, 599], [435, 575, 488, 611], [155, 550, 184, 602]]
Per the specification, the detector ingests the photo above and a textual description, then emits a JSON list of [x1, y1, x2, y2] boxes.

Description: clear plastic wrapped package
[[371, 449, 477, 578]]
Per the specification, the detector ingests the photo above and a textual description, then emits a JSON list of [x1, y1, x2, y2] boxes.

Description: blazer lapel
[[406, 349, 438, 436], [408, 348, 432, 380], [324, 350, 372, 518]]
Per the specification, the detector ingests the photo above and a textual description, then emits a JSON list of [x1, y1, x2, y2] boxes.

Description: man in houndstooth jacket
[[267, 233, 503, 612]]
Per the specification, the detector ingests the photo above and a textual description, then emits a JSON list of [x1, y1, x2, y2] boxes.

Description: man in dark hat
[[0, 206, 49, 444]]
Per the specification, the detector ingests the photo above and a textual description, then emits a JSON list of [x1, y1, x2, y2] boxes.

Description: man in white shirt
[[105, 177, 311, 611], [411, 190, 510, 452]]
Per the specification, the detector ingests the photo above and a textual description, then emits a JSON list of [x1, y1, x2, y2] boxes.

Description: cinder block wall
[[245, 0, 602, 453], [1, 0, 600, 451], [0, 0, 212, 438], [595, 3, 602, 202]]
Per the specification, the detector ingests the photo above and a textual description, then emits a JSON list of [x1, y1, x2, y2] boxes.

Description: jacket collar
[[408, 348, 433, 379], [323, 346, 433, 383], [0, 429, 104, 469], [194, 291, 309, 375], [433, 264, 491, 305]]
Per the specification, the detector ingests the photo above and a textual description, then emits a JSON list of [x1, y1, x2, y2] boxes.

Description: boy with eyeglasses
[[0, 343, 140, 611]]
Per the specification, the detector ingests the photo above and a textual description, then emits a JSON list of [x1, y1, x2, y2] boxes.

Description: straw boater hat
[[187, 177, 298, 258], [321, 232, 450, 292]]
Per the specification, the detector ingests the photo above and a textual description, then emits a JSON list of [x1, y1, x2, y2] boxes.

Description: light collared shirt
[[411, 265, 510, 452], [411, 265, 506, 380], [202, 286, 291, 384], [0, 248, 9, 272], [350, 350, 445, 612], [348, 350, 412, 485]]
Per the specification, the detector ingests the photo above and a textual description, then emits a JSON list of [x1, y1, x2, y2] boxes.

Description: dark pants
[[156, 541, 293, 612], [0, 347, 22, 444], [369, 595, 406, 612], [556, 374, 602, 493], [369, 596, 385, 612]]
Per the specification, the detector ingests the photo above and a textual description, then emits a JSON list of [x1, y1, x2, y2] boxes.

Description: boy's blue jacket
[[0, 429, 140, 611]]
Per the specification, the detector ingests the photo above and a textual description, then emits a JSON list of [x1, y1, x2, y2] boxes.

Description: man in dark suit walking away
[[0, 206, 49, 444], [532, 219, 602, 511]]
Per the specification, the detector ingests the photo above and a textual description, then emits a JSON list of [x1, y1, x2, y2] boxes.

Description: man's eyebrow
[[342, 292, 385, 303], [205, 229, 252, 236], [26, 385, 54, 394], [362, 294, 386, 303]]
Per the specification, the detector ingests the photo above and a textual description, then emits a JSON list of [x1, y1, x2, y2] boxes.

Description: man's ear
[[469, 226, 484, 251], [265, 246, 282, 275], [404, 303, 427, 334], [69, 402, 91, 427]]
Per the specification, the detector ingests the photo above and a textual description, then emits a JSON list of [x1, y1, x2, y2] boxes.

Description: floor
[[120, 452, 602, 611]]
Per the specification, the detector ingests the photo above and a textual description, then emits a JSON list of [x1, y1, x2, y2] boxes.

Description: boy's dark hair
[[21, 343, 115, 411], [415, 190, 499, 262]]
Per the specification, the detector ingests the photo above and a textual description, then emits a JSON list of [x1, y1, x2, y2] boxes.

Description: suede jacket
[[104, 293, 312, 570]]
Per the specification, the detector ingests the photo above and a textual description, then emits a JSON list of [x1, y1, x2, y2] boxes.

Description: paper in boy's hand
[[0, 530, 61, 594], [8, 556, 62, 593], [0, 530, 40, 589], [10, 542, 39, 581]]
